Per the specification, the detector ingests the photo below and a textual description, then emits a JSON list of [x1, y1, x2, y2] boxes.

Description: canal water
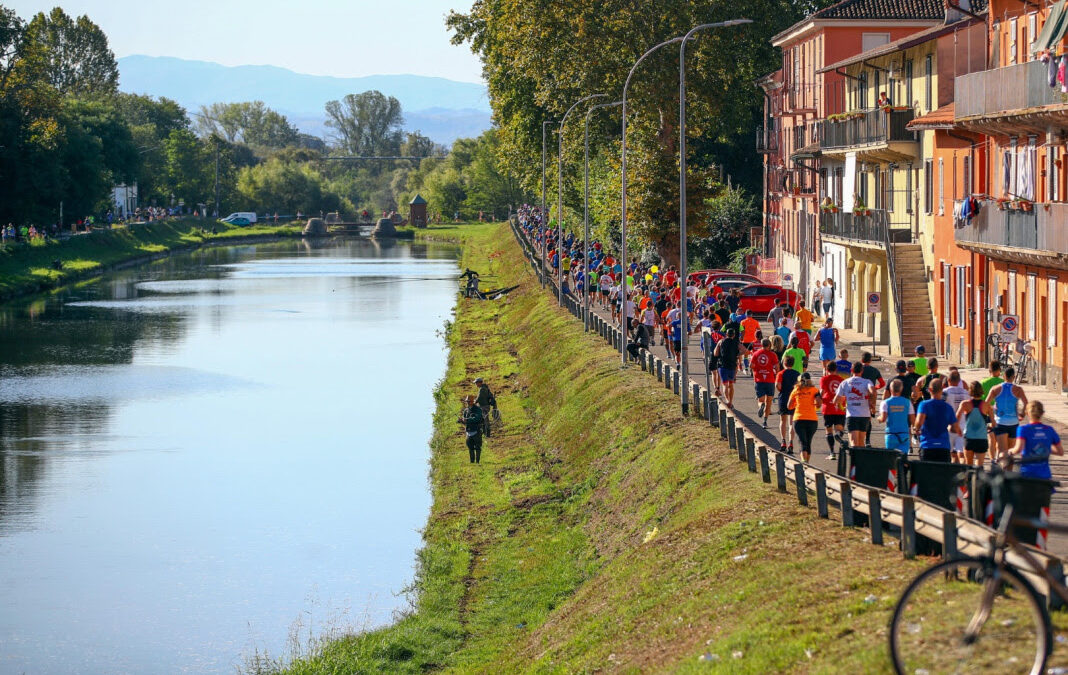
[[0, 237, 459, 673]]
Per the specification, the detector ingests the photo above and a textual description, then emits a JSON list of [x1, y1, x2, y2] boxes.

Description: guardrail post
[[692, 384, 700, 411], [869, 489, 883, 545], [775, 453, 786, 492], [736, 428, 746, 462], [711, 398, 720, 427], [901, 496, 916, 558], [639, 351, 647, 371], [647, 352, 655, 373], [672, 371, 679, 395], [841, 482, 854, 527], [795, 463, 808, 506], [745, 438, 756, 473], [942, 512, 958, 561], [727, 416, 737, 449], [815, 472, 828, 518], [718, 409, 728, 438], [664, 366, 672, 390], [702, 390, 710, 422], [759, 446, 771, 483]]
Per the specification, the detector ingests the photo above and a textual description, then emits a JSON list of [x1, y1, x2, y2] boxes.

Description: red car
[[710, 278, 755, 296], [686, 269, 731, 284], [736, 284, 801, 315]]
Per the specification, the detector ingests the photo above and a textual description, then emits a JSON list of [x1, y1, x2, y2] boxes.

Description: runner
[[820, 361, 846, 460], [980, 360, 1004, 397], [795, 300, 814, 334], [835, 349, 852, 376], [912, 345, 929, 376], [1008, 401, 1064, 480], [859, 352, 885, 447], [986, 367, 1028, 461], [750, 337, 779, 429], [942, 370, 970, 463], [740, 310, 760, 375], [878, 379, 915, 453], [816, 318, 838, 369], [776, 355, 800, 454], [913, 379, 960, 463], [713, 328, 744, 409], [783, 336, 806, 375], [706, 321, 725, 396], [956, 381, 992, 467], [918, 357, 942, 400], [886, 359, 921, 403], [835, 362, 875, 449], [788, 373, 821, 461]]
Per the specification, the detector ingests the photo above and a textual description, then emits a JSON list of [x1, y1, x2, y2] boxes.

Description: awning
[[1034, 0, 1068, 55]]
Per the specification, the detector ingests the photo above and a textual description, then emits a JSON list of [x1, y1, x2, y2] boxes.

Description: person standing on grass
[[957, 381, 993, 467], [1008, 401, 1064, 480], [750, 338, 779, 429], [459, 395, 484, 464], [714, 328, 744, 409], [820, 361, 846, 460], [986, 367, 1028, 461], [879, 379, 915, 454], [913, 378, 960, 463], [776, 355, 800, 454], [789, 373, 821, 461], [835, 362, 875, 449], [474, 378, 497, 438]]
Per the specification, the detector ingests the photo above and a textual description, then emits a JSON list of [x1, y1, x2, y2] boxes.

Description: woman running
[[1008, 401, 1063, 480], [957, 381, 992, 467], [788, 373, 821, 462]]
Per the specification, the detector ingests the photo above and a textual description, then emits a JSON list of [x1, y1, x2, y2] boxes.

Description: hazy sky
[[7, 0, 485, 83]]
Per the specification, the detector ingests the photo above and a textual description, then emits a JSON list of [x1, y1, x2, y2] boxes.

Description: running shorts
[[718, 368, 736, 383], [965, 438, 989, 453], [994, 424, 1018, 437], [885, 431, 910, 452], [824, 414, 845, 427], [755, 382, 775, 398], [847, 417, 872, 433]]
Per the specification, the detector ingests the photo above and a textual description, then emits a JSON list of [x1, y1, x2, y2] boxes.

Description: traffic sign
[[999, 314, 1019, 341], [867, 292, 882, 314]]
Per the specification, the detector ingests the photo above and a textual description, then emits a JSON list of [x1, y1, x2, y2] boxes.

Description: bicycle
[[988, 333, 1010, 367], [888, 464, 1066, 674], [1015, 339, 1036, 385]]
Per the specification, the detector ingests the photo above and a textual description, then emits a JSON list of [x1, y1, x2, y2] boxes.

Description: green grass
[[0, 219, 300, 300], [259, 222, 1068, 674]]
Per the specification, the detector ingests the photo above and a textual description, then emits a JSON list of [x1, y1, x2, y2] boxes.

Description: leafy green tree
[[195, 101, 299, 149], [690, 183, 759, 270], [324, 90, 403, 157], [114, 93, 190, 205], [21, 7, 117, 97]]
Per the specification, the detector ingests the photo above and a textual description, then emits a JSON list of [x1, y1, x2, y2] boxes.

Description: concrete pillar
[[867, 263, 879, 339], [853, 260, 867, 333]]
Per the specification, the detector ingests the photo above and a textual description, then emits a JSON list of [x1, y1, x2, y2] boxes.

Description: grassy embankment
[[0, 219, 300, 300], [264, 220, 971, 674]]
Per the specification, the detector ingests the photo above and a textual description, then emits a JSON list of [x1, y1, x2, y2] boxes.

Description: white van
[[221, 212, 258, 225]]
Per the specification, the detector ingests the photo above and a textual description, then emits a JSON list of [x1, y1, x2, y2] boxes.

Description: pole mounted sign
[[999, 314, 1019, 341], [867, 292, 882, 315]]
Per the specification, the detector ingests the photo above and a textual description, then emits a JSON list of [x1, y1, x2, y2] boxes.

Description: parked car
[[704, 271, 760, 286], [687, 269, 731, 284], [736, 284, 801, 315], [709, 278, 755, 295], [221, 211, 257, 226]]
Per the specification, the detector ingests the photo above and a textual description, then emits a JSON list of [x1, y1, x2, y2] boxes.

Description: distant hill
[[118, 55, 492, 146]]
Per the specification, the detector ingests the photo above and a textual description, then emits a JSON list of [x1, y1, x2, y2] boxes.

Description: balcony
[[955, 202, 1068, 265], [955, 60, 1068, 132], [819, 209, 912, 245], [756, 126, 778, 154], [783, 82, 820, 114], [819, 109, 917, 160]]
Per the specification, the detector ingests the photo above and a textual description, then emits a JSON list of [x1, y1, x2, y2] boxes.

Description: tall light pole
[[679, 19, 752, 415], [541, 120, 556, 286], [557, 93, 608, 304], [621, 36, 685, 368], [584, 100, 623, 332]]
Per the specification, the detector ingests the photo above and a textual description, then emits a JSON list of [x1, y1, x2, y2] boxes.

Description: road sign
[[999, 314, 1019, 341], [867, 292, 882, 314], [782, 273, 794, 289]]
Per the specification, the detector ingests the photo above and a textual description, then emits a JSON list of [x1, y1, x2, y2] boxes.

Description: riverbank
[[264, 222, 951, 673], [0, 219, 302, 302]]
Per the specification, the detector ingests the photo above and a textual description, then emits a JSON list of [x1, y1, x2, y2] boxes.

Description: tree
[[195, 101, 299, 149], [401, 131, 443, 159], [21, 7, 117, 97], [690, 183, 759, 270], [114, 93, 189, 204], [324, 90, 404, 157]]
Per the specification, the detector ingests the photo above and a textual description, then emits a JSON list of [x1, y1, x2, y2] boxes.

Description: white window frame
[[1049, 277, 1058, 346], [956, 267, 968, 329], [938, 158, 945, 215], [1027, 274, 1037, 340], [1010, 18, 1018, 64], [1008, 270, 1018, 315], [1029, 13, 1037, 60], [943, 263, 952, 324]]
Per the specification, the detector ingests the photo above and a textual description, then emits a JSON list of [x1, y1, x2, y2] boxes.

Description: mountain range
[[118, 55, 492, 146]]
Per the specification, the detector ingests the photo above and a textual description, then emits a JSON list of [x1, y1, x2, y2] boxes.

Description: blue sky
[[8, 0, 485, 83]]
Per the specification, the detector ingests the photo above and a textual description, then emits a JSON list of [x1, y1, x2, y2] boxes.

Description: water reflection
[[0, 237, 458, 673]]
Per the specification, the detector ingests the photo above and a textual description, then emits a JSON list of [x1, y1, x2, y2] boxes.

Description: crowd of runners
[[515, 206, 1063, 480]]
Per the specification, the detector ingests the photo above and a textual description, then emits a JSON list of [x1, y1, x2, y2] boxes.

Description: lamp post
[[557, 94, 608, 304], [621, 36, 685, 368], [583, 100, 623, 332], [678, 19, 751, 415], [540, 120, 556, 286]]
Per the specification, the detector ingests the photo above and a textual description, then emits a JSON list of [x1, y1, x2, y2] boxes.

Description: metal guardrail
[[956, 202, 1068, 254], [821, 109, 916, 149], [956, 60, 1068, 119]]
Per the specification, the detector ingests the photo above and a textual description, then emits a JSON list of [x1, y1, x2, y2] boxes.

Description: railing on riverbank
[[508, 217, 1066, 605]]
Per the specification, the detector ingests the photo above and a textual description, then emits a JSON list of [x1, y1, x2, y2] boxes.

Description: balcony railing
[[955, 202, 1068, 254], [819, 209, 912, 244], [756, 126, 778, 153], [783, 82, 820, 113], [956, 60, 1068, 119], [820, 109, 916, 150]]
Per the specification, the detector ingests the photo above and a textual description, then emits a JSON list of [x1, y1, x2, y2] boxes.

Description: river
[[0, 237, 459, 673]]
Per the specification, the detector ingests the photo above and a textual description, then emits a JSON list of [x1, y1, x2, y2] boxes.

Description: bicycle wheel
[[890, 557, 1050, 675]]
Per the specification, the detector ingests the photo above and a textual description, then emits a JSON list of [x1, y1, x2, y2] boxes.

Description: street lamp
[[558, 93, 608, 305], [584, 100, 623, 332], [621, 36, 685, 367], [541, 120, 556, 286], [678, 18, 752, 415]]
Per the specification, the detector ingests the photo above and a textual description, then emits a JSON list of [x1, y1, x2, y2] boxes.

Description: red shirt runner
[[750, 348, 779, 383]]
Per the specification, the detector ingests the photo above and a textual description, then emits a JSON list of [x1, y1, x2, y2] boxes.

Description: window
[[1049, 277, 1058, 346], [964, 155, 972, 197], [924, 159, 934, 214], [862, 32, 891, 51], [905, 60, 914, 107], [887, 169, 896, 212], [906, 165, 914, 213], [943, 263, 952, 325], [1008, 270, 1017, 315], [938, 158, 945, 215], [1027, 274, 1037, 340], [925, 55, 933, 111], [875, 171, 884, 209], [956, 267, 968, 329], [873, 70, 881, 104], [1010, 18, 1018, 64], [1029, 14, 1037, 59], [858, 72, 868, 109]]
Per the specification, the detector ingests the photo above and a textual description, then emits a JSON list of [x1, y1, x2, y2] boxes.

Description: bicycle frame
[[992, 504, 1068, 606]]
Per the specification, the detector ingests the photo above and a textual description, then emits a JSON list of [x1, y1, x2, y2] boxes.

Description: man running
[[713, 328, 744, 409], [820, 361, 846, 460], [878, 379, 915, 453], [942, 371, 969, 463], [912, 345, 929, 376], [835, 362, 875, 449], [816, 318, 838, 369], [986, 367, 1028, 461], [913, 378, 960, 463], [750, 337, 779, 429], [776, 355, 800, 454], [859, 352, 885, 446], [783, 336, 806, 375]]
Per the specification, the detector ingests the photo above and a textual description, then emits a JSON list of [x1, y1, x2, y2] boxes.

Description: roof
[[817, 15, 986, 73], [772, 0, 950, 43], [409, 194, 427, 205], [906, 102, 956, 129]]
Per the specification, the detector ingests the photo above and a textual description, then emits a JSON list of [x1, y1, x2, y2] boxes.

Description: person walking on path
[[986, 367, 1028, 461], [820, 362, 846, 460], [835, 362, 875, 449], [957, 381, 993, 467], [750, 338, 779, 429], [816, 318, 838, 370], [879, 379, 915, 453], [474, 378, 497, 438], [714, 328, 745, 409], [459, 395, 485, 464], [1008, 401, 1064, 480], [776, 355, 800, 454], [913, 379, 960, 463], [788, 372, 821, 461], [820, 278, 835, 318]]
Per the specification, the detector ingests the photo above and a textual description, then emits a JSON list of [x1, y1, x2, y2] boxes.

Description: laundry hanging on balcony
[[953, 197, 981, 229], [1034, 0, 1068, 59]]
